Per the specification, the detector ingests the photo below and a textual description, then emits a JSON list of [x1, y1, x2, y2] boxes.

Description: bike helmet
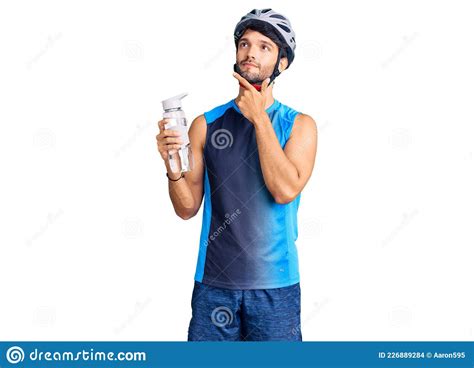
[[233, 8, 296, 88]]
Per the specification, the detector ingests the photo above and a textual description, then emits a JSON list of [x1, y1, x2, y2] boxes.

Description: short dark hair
[[237, 22, 288, 59]]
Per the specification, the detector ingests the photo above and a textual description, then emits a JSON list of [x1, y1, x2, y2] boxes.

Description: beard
[[234, 60, 273, 85]]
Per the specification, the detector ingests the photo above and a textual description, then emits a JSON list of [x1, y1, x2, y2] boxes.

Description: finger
[[232, 72, 253, 91], [261, 77, 270, 94], [158, 120, 170, 131], [165, 137, 184, 144], [163, 129, 182, 137], [159, 143, 182, 152], [157, 132, 180, 143], [167, 145, 182, 154]]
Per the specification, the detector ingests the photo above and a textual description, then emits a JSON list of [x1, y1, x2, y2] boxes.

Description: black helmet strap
[[268, 47, 283, 86]]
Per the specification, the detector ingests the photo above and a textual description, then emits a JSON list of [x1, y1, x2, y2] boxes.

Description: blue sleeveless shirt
[[194, 98, 301, 289]]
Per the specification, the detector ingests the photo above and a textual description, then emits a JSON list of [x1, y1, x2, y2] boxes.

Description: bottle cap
[[162, 93, 188, 110]]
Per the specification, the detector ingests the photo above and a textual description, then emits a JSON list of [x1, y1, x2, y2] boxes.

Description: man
[[156, 8, 317, 341]]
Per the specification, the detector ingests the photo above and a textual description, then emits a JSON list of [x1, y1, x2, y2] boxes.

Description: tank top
[[194, 97, 301, 289]]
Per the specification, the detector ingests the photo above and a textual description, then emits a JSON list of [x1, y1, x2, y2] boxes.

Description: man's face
[[235, 29, 280, 84]]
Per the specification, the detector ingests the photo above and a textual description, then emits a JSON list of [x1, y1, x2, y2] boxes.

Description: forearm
[[253, 114, 299, 202], [165, 161, 195, 218]]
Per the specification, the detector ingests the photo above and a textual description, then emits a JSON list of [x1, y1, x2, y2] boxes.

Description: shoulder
[[293, 113, 318, 136], [189, 114, 207, 150], [204, 100, 235, 124], [284, 112, 318, 144], [284, 112, 318, 157], [191, 114, 206, 126], [294, 113, 317, 128]]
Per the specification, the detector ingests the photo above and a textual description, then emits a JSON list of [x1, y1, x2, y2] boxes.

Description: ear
[[278, 56, 288, 73]]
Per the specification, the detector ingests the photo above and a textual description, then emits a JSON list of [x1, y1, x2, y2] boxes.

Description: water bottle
[[161, 93, 194, 173]]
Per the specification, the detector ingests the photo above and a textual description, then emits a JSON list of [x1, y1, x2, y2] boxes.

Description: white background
[[0, 0, 473, 341]]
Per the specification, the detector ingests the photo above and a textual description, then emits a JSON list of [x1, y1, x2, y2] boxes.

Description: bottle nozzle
[[162, 93, 188, 111]]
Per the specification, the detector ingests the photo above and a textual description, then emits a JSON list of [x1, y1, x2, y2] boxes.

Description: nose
[[245, 44, 258, 61]]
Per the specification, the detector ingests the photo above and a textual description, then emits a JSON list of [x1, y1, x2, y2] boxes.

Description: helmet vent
[[277, 23, 291, 33], [269, 14, 286, 20]]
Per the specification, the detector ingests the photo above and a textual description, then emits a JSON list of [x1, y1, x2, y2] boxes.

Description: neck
[[237, 84, 275, 110]]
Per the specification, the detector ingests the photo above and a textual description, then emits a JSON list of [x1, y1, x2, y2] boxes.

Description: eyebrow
[[238, 38, 274, 47]]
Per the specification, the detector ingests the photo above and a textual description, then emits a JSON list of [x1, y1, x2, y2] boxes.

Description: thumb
[[261, 77, 271, 94]]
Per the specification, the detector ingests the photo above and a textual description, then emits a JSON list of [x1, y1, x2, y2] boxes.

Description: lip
[[242, 62, 258, 68]]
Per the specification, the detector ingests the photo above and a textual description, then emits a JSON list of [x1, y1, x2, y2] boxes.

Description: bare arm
[[156, 114, 207, 219], [253, 113, 318, 204], [231, 72, 318, 204]]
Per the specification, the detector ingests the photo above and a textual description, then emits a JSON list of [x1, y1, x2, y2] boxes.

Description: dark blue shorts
[[187, 281, 302, 341]]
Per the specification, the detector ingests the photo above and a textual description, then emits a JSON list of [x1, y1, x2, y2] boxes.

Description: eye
[[262, 45, 270, 51], [239, 41, 248, 48]]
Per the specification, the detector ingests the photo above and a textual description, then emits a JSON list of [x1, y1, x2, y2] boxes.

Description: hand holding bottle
[[156, 119, 183, 162], [160, 93, 194, 173]]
